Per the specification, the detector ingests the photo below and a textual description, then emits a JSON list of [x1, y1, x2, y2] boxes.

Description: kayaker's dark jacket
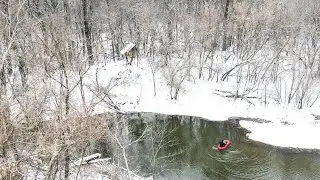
[[219, 140, 226, 147]]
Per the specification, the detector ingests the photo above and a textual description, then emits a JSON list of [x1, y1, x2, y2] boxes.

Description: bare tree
[[82, 0, 94, 65], [162, 57, 189, 100]]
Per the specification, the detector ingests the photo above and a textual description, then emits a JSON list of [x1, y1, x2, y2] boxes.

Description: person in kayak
[[219, 140, 228, 147]]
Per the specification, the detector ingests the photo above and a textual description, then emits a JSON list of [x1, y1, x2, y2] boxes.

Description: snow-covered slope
[[83, 59, 320, 150]]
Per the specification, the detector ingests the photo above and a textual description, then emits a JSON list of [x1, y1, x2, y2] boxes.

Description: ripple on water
[[207, 145, 281, 180], [126, 114, 320, 180]]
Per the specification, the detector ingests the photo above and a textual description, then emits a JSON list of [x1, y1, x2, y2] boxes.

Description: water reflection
[[125, 113, 320, 180]]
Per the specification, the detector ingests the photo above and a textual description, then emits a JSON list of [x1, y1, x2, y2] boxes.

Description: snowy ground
[[83, 58, 320, 150], [16, 56, 320, 179], [24, 160, 150, 180]]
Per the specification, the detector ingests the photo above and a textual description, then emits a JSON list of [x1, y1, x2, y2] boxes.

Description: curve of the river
[[122, 113, 320, 180]]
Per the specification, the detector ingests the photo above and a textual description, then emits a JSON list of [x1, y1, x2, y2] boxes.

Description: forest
[[1, 0, 320, 179]]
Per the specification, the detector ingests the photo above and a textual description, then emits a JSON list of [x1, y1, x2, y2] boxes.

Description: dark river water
[[111, 113, 320, 180]]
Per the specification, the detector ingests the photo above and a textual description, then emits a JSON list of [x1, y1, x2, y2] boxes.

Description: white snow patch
[[240, 121, 320, 149], [90, 59, 320, 150]]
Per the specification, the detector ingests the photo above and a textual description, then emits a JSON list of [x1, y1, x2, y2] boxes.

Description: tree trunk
[[112, 36, 116, 62], [222, 0, 231, 51], [82, 0, 94, 65], [0, 66, 6, 97], [63, 0, 71, 25], [19, 58, 27, 90], [0, 0, 10, 90], [64, 149, 70, 180]]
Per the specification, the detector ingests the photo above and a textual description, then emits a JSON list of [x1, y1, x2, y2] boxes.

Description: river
[[109, 113, 320, 180]]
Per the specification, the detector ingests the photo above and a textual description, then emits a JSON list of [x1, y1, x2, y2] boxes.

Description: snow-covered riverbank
[[85, 59, 320, 150]]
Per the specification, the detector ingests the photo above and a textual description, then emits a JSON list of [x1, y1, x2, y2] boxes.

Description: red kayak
[[217, 139, 230, 151]]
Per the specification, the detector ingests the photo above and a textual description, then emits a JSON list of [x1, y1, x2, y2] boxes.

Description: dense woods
[[1, 0, 320, 179]]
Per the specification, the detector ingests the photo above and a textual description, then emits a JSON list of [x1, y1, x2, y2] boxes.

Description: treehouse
[[120, 43, 138, 65]]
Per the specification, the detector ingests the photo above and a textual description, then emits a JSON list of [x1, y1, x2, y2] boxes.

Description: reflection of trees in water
[[107, 113, 320, 179], [158, 115, 249, 179], [122, 115, 186, 178], [272, 151, 320, 179]]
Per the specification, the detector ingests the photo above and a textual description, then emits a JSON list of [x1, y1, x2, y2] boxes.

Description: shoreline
[[126, 110, 320, 153], [85, 60, 320, 151]]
